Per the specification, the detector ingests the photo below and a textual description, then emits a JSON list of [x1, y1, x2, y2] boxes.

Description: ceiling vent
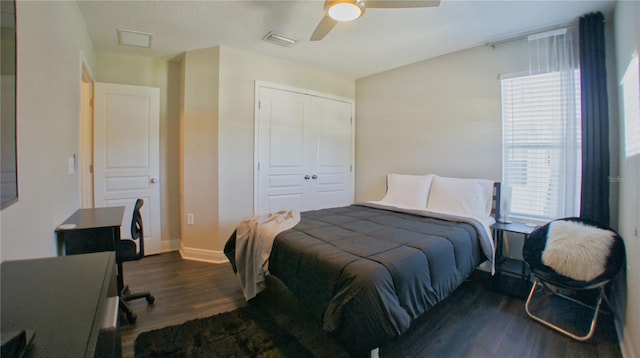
[[118, 29, 153, 48], [263, 32, 296, 47]]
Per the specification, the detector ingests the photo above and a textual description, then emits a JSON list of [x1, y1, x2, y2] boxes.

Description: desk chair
[[116, 198, 155, 324], [522, 217, 625, 341]]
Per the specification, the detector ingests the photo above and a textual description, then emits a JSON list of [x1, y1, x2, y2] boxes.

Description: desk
[[56, 206, 125, 256], [1, 252, 121, 357]]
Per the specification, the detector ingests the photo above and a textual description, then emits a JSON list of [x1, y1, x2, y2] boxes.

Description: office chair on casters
[[116, 198, 155, 324], [522, 217, 625, 341]]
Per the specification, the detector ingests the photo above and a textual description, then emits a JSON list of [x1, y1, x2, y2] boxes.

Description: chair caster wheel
[[147, 295, 155, 304]]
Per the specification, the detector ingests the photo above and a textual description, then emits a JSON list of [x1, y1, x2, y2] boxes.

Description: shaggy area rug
[[134, 304, 313, 358]]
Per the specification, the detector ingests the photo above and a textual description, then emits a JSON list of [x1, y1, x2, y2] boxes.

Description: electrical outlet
[[187, 213, 194, 226]]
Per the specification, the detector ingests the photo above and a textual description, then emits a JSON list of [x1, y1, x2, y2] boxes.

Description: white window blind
[[622, 54, 640, 157], [501, 70, 582, 222]]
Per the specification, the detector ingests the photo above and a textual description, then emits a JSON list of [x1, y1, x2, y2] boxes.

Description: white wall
[[356, 6, 637, 355], [613, 2, 640, 356], [0, 1, 95, 261], [216, 46, 355, 251], [92, 46, 356, 258], [176, 46, 354, 261], [354, 40, 532, 259], [355, 41, 528, 202], [180, 47, 220, 256]]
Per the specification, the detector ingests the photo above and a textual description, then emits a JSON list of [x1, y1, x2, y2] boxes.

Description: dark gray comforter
[[224, 204, 488, 354]]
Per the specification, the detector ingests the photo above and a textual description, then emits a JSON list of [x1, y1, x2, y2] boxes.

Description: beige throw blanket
[[234, 210, 301, 300]]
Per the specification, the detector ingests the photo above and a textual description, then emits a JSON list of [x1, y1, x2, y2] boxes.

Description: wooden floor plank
[[120, 251, 622, 358]]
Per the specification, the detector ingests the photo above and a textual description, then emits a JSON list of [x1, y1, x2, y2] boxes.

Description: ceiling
[[77, 0, 617, 79]]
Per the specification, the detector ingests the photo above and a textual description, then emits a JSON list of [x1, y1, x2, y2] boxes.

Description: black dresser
[[1, 252, 121, 357]]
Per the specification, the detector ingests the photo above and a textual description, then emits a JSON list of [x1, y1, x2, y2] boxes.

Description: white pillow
[[426, 175, 494, 218], [379, 174, 433, 209], [542, 220, 615, 281]]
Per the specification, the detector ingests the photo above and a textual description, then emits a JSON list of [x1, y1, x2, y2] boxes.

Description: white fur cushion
[[379, 174, 433, 209], [542, 220, 615, 281]]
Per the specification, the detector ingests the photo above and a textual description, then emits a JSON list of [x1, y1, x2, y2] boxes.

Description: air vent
[[263, 32, 296, 47], [118, 29, 153, 48]]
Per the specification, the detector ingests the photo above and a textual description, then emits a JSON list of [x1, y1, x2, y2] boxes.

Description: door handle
[[150, 177, 158, 183], [312, 175, 318, 179], [304, 175, 310, 180]]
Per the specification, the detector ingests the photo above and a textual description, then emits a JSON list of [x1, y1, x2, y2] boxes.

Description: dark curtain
[[579, 12, 610, 225]]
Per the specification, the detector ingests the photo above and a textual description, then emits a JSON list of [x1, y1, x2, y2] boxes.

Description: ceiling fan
[[310, 0, 441, 41]]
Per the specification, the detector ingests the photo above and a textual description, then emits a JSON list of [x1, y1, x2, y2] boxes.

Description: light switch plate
[[68, 156, 76, 174]]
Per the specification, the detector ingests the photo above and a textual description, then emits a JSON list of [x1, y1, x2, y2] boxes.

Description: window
[[501, 69, 582, 222], [622, 53, 640, 158], [500, 27, 582, 223]]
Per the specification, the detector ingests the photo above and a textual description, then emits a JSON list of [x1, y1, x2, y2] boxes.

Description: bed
[[224, 174, 501, 355]]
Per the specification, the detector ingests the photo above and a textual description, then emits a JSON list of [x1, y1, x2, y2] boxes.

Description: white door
[[310, 96, 353, 210], [256, 84, 353, 214], [93, 82, 161, 254], [256, 87, 309, 214]]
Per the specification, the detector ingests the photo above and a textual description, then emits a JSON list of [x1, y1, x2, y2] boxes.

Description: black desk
[[56, 207, 125, 256], [1, 252, 121, 357]]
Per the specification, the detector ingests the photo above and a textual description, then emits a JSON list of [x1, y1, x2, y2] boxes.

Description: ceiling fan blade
[[366, 0, 440, 9], [310, 15, 338, 41]]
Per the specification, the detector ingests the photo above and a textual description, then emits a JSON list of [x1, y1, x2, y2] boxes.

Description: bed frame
[[226, 180, 502, 356], [492, 181, 502, 221]]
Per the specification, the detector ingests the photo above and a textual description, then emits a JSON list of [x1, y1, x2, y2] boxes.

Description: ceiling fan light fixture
[[327, 1, 364, 22]]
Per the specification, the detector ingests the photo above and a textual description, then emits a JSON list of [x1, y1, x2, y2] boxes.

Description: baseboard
[[610, 273, 635, 358], [160, 239, 181, 253], [616, 319, 637, 358], [179, 244, 229, 264]]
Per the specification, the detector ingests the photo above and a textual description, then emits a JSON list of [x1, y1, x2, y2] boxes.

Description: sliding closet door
[[255, 84, 354, 214]]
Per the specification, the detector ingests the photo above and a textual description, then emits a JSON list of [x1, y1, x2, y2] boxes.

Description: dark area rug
[[134, 304, 314, 358]]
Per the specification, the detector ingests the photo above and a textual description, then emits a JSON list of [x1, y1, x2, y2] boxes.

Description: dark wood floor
[[120, 251, 622, 358]]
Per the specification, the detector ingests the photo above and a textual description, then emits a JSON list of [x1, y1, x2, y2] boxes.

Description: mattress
[[225, 203, 491, 354]]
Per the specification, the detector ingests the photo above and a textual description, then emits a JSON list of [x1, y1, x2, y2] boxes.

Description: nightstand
[[491, 221, 539, 297]]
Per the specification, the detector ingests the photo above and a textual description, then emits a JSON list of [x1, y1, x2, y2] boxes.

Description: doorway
[[93, 82, 162, 254], [80, 60, 94, 209]]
